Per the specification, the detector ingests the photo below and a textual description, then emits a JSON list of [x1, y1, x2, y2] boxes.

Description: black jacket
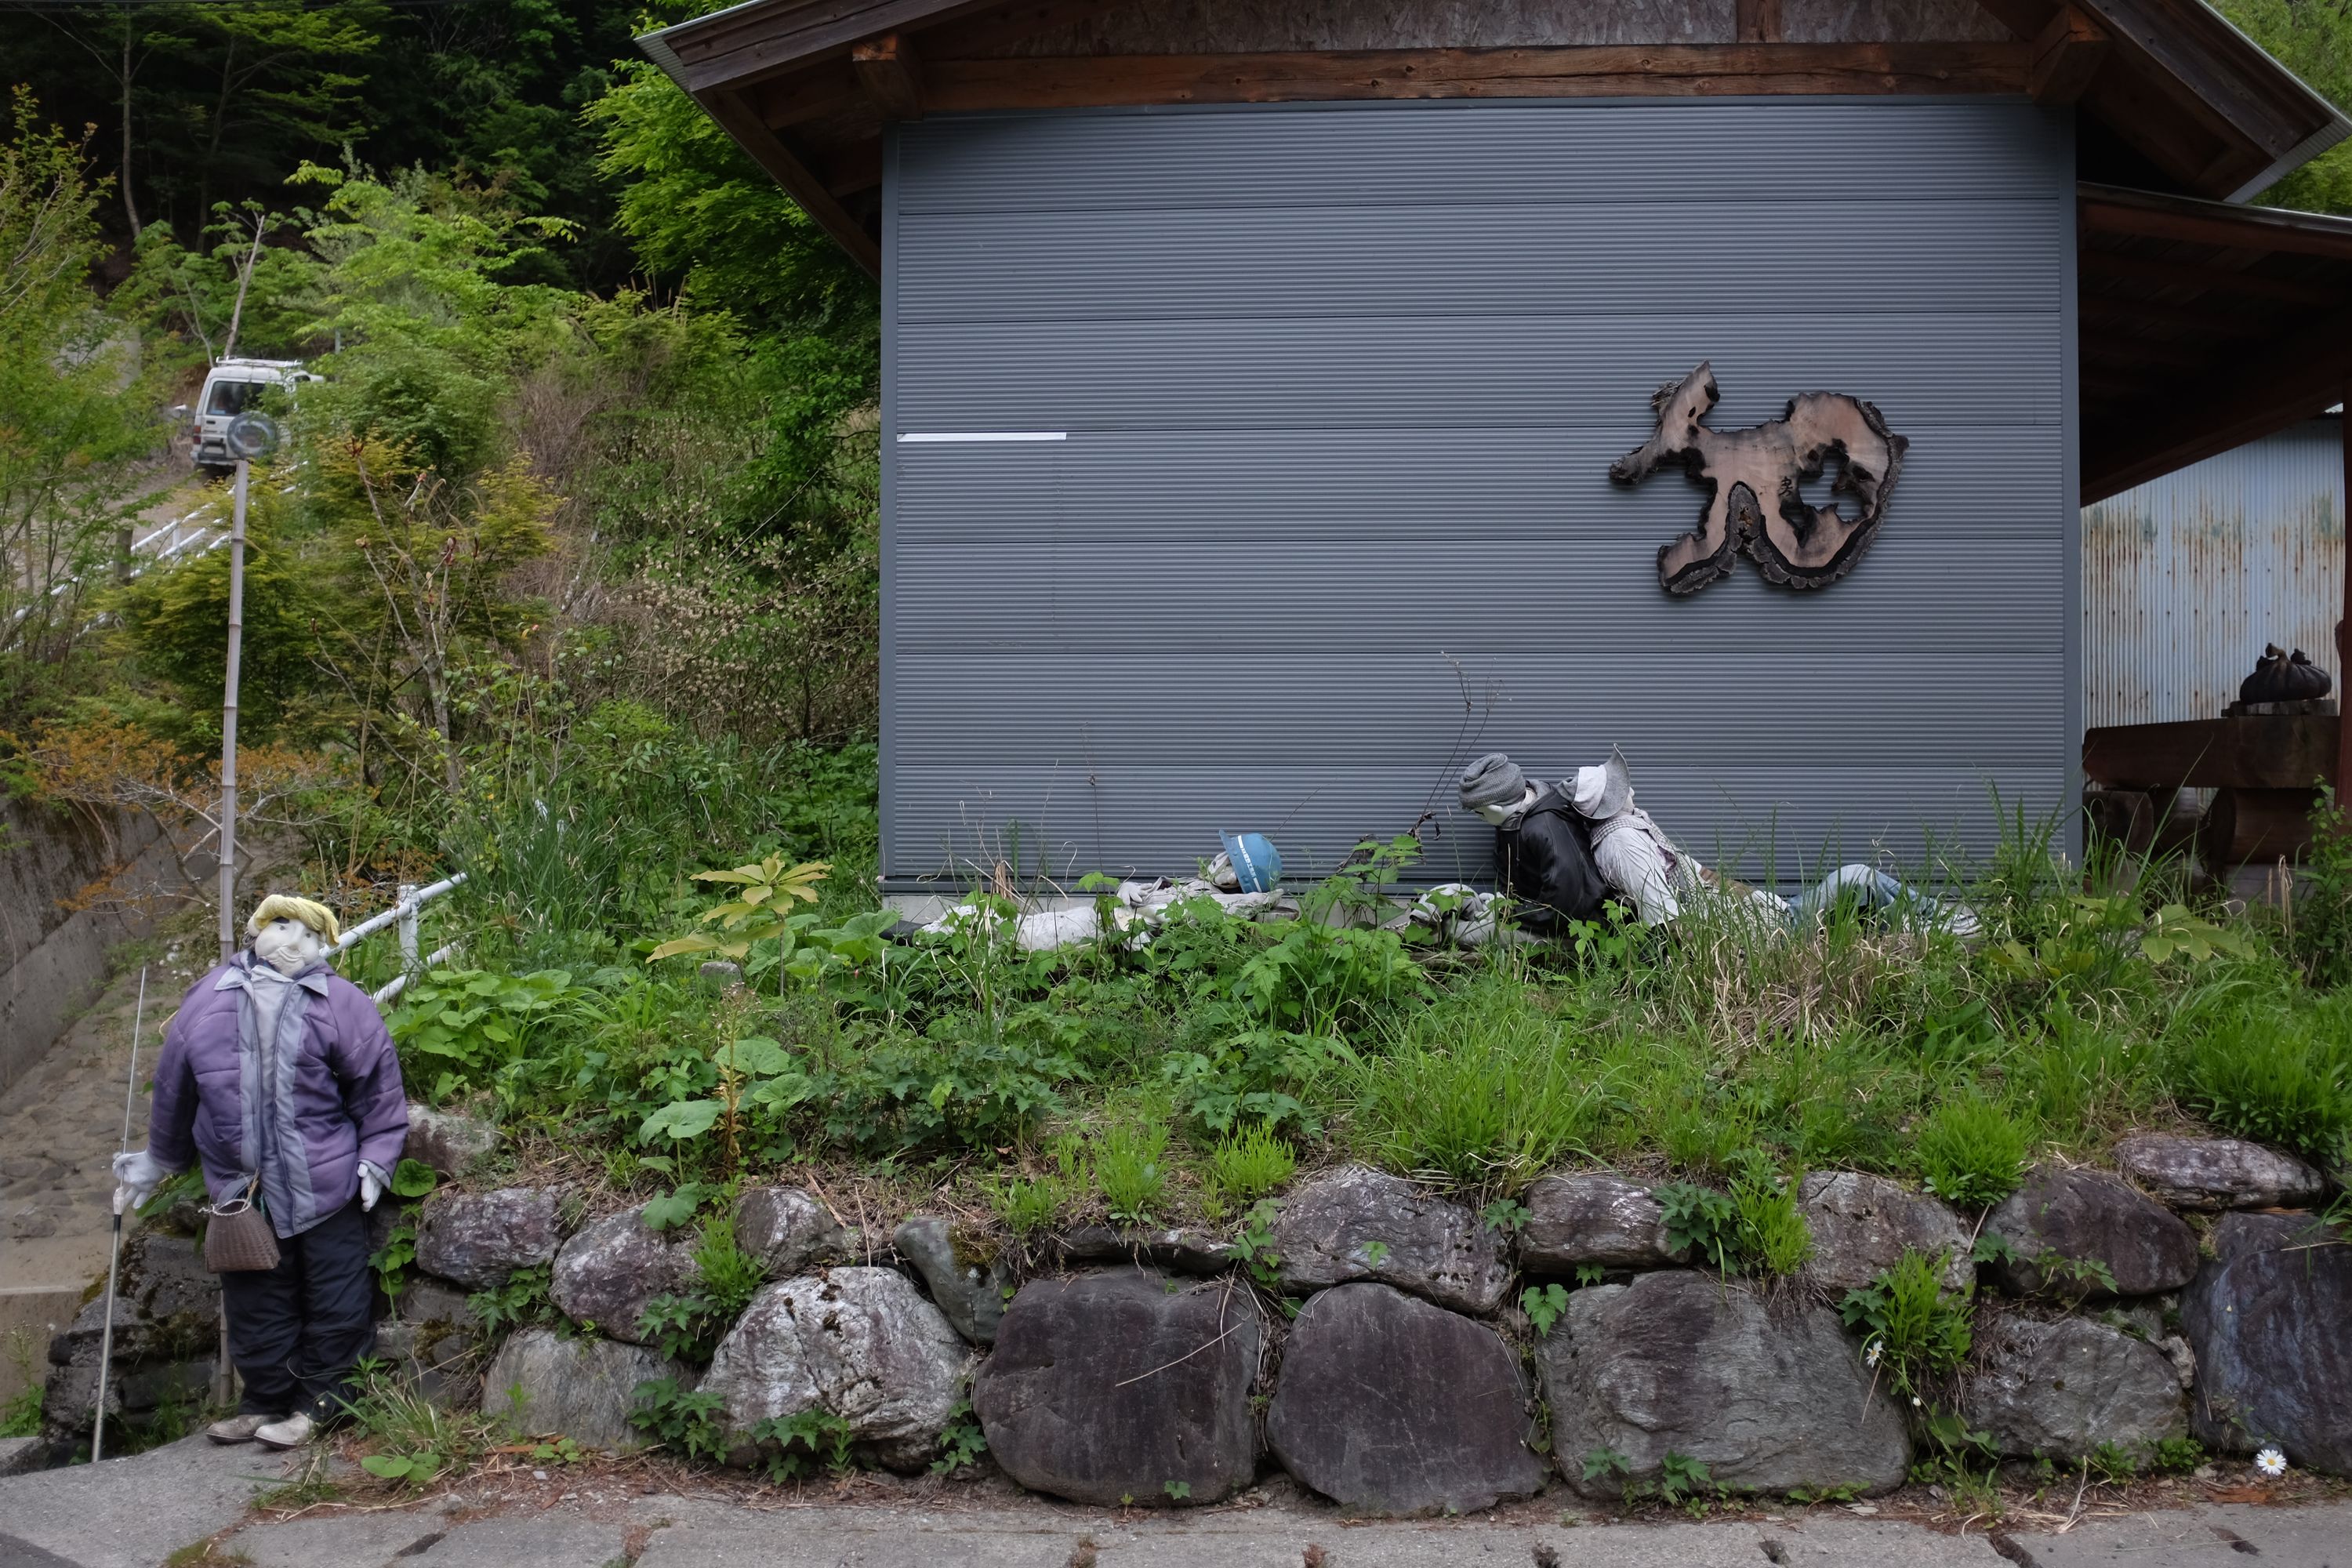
[[1494, 785, 1611, 935]]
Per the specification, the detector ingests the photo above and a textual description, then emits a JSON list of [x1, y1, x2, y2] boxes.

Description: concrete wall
[[0, 800, 166, 1095]]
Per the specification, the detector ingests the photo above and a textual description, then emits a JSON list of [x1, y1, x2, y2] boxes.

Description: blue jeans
[[1784, 864, 1938, 928]]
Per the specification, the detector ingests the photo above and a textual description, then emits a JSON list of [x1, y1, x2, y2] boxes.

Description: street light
[[216, 411, 279, 962]]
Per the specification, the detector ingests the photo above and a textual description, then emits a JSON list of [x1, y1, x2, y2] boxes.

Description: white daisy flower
[[1911, 1396, 1922, 1407], [2256, 1446, 2288, 1478], [1864, 1341, 1882, 1367]]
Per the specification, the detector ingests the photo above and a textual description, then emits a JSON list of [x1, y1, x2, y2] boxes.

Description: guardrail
[[336, 873, 466, 1004]]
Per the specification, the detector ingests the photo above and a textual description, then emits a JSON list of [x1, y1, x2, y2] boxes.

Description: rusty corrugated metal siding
[[2082, 418, 2346, 729]]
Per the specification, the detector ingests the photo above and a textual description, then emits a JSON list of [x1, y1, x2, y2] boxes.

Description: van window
[[205, 379, 263, 416]]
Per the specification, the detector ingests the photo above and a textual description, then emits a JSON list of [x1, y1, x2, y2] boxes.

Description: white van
[[181, 358, 321, 472]]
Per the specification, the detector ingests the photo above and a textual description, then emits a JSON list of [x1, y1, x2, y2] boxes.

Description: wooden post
[[218, 458, 248, 962]]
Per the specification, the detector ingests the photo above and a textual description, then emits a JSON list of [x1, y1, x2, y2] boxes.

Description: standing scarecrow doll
[[111, 895, 408, 1449]]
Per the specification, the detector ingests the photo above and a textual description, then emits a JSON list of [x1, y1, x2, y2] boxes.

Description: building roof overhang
[[642, 0, 2352, 490]]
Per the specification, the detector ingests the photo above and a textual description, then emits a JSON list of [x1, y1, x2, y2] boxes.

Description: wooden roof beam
[[698, 86, 881, 277], [920, 44, 2029, 111], [2078, 249, 2347, 307], [853, 31, 925, 121], [2083, 303, 2352, 500], [2029, 7, 2108, 105]]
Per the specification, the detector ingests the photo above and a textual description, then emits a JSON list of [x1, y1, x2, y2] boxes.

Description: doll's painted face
[[253, 916, 327, 975]]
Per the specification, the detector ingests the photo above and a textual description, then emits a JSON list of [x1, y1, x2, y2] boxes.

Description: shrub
[[2168, 1005, 2352, 1163], [1732, 1171, 1814, 1277], [1204, 1122, 1296, 1207], [1914, 1093, 2028, 1208]]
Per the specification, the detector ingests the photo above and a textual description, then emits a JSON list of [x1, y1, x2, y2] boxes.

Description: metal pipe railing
[[332, 873, 467, 1004]]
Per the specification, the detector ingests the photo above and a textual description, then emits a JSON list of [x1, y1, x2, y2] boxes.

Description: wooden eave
[[2078, 183, 2352, 502]]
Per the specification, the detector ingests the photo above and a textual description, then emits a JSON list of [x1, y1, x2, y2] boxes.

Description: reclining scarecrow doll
[[1452, 750, 1977, 940], [111, 895, 408, 1450]]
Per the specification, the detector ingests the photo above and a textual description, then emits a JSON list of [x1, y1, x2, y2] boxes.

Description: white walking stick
[[90, 966, 148, 1463]]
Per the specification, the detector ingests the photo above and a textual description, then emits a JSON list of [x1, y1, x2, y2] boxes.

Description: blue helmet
[[1219, 832, 1283, 893]]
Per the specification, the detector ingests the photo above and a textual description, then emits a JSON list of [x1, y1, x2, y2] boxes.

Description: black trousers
[[220, 1198, 376, 1421]]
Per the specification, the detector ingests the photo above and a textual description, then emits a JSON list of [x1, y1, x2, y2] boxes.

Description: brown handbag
[[202, 1177, 281, 1272]]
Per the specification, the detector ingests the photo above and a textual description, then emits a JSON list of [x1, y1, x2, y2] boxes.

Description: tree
[[2220, 0, 2352, 214], [0, 90, 162, 725]]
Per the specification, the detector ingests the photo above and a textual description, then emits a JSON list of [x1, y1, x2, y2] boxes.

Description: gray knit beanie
[[1457, 753, 1528, 811]]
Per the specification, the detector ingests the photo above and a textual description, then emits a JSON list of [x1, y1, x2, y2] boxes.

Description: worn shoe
[[206, 1412, 281, 1444], [252, 1411, 317, 1449]]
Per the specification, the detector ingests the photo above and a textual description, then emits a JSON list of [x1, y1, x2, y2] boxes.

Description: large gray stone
[[414, 1187, 562, 1290], [975, 1269, 1264, 1507], [395, 1277, 483, 1334], [373, 1322, 485, 1410], [39, 1271, 220, 1444], [0, 1435, 43, 1476], [1267, 1282, 1543, 1515], [893, 1215, 1014, 1345], [732, 1186, 848, 1276], [1539, 1270, 1911, 1498], [1797, 1171, 1972, 1295], [477, 1327, 688, 1451], [1966, 1315, 2187, 1460], [700, 1267, 971, 1472], [402, 1102, 499, 1178], [2113, 1134, 2324, 1212], [550, 1203, 702, 1345], [1055, 1224, 1233, 1275], [2181, 1212, 2352, 1475], [1984, 1167, 2198, 1301], [1272, 1166, 1510, 1315], [1519, 1173, 1690, 1274]]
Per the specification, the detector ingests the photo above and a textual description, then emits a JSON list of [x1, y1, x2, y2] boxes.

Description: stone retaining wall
[[0, 798, 169, 1094], [32, 1123, 2351, 1503], [361, 1119, 2349, 1514]]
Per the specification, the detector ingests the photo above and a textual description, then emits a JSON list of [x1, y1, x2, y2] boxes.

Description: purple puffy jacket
[[148, 952, 409, 1239]]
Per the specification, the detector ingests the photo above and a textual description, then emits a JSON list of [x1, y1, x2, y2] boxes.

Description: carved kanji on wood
[[1610, 361, 1907, 596]]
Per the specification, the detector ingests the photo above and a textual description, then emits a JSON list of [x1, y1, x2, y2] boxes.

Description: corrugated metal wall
[[2082, 419, 2347, 729], [883, 99, 2078, 889]]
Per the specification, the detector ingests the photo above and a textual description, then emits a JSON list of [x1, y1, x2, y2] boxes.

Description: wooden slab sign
[[1610, 361, 1907, 595]]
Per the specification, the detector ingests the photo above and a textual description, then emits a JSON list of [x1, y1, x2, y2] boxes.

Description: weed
[[932, 1399, 987, 1476], [1352, 979, 1612, 1185], [748, 1409, 855, 1480], [1914, 1093, 2028, 1208], [343, 1363, 502, 1488], [1838, 1250, 1972, 1399], [1094, 1120, 1171, 1225], [2167, 1004, 2352, 1164], [628, 1377, 730, 1464], [1653, 1181, 1738, 1275], [1, 1330, 43, 1437], [468, 1265, 557, 1337], [1204, 1122, 1296, 1207], [1730, 1167, 1813, 1277], [1483, 1198, 1531, 1234], [1657, 1450, 1715, 1509], [1163, 1479, 1192, 1501], [1581, 1446, 1632, 1485], [637, 1212, 769, 1362], [1522, 1283, 1570, 1337]]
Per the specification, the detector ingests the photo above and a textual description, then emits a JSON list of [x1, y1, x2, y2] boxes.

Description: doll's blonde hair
[[245, 894, 342, 946]]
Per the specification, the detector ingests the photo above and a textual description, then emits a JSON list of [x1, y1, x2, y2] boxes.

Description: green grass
[[1914, 1093, 2031, 1210]]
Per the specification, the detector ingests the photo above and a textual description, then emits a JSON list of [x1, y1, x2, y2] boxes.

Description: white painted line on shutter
[[895, 431, 1068, 442]]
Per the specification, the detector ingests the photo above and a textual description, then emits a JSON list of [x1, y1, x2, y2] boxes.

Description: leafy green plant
[[1093, 1120, 1171, 1225], [636, 1212, 769, 1363], [1653, 1181, 1738, 1275], [1838, 1249, 1973, 1399], [1204, 1122, 1295, 1207], [931, 1399, 987, 1476], [389, 1159, 440, 1200], [387, 967, 604, 1108], [1353, 982, 1613, 1185], [1163, 1479, 1192, 1501], [2168, 1005, 2352, 1163], [369, 1207, 420, 1299], [1914, 1093, 2028, 1208], [467, 1265, 557, 1337], [1581, 1446, 1632, 1485], [1522, 1283, 1570, 1337], [1731, 1170, 1813, 1277], [647, 855, 830, 996], [749, 1408, 856, 1480], [343, 1362, 500, 1489], [1228, 1200, 1287, 1301], [0, 1332, 42, 1438], [1483, 1198, 1531, 1234], [1657, 1450, 1715, 1508], [628, 1377, 730, 1464]]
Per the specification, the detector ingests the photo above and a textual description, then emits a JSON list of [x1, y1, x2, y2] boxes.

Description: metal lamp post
[[216, 412, 278, 962]]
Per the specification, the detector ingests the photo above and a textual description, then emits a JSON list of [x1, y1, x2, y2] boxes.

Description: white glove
[[358, 1162, 386, 1212], [111, 1149, 174, 1216]]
